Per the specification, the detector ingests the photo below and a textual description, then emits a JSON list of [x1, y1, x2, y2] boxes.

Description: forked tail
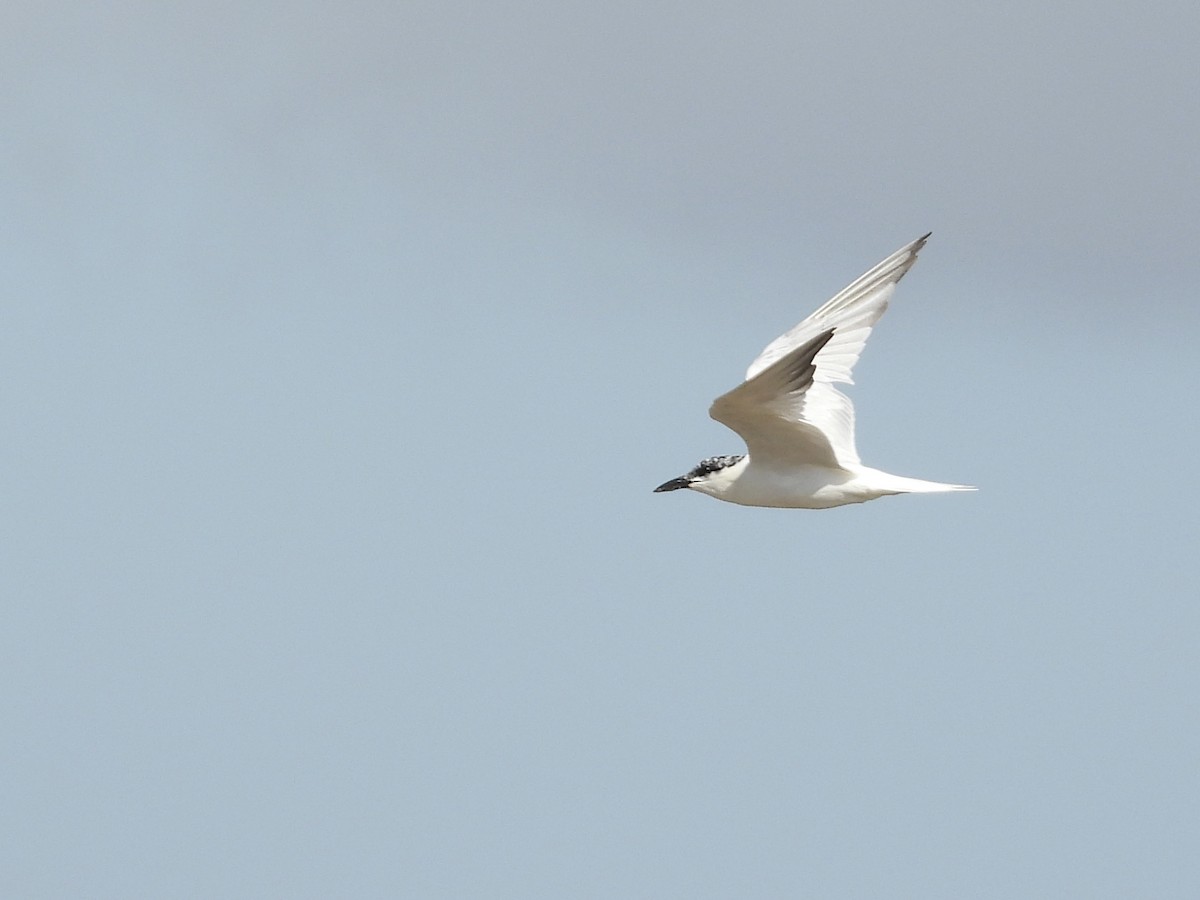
[[869, 471, 977, 495]]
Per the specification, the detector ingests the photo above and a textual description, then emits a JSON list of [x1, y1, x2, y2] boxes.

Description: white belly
[[697, 462, 890, 509]]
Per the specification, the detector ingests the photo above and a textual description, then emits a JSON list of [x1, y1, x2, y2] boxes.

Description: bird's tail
[[866, 471, 977, 495]]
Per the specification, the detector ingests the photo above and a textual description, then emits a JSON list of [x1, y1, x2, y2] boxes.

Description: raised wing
[[709, 329, 842, 468], [712, 234, 930, 469]]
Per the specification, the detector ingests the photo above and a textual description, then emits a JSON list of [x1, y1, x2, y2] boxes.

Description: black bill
[[653, 477, 690, 493]]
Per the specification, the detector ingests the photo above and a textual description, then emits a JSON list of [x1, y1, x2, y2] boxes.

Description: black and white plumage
[[654, 234, 974, 508], [652, 454, 746, 494]]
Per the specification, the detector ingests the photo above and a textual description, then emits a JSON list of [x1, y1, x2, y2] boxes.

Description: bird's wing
[[710, 234, 930, 469], [710, 328, 843, 468]]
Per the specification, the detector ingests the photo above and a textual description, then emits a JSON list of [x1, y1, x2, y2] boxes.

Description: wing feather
[[710, 329, 842, 469], [712, 234, 931, 469]]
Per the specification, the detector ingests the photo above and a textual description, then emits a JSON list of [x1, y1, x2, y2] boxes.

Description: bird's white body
[[687, 457, 972, 509], [655, 234, 974, 509]]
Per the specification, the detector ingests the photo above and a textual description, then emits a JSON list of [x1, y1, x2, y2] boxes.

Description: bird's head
[[653, 454, 745, 497]]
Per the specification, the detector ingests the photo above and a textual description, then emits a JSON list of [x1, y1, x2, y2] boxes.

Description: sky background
[[3, 2, 1199, 897]]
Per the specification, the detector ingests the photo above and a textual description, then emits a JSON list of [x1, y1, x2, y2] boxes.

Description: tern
[[654, 234, 974, 508]]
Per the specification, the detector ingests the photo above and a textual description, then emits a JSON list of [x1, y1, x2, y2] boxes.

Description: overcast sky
[[3, 2, 1199, 897]]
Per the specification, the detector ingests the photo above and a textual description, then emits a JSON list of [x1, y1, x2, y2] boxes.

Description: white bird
[[654, 234, 975, 508]]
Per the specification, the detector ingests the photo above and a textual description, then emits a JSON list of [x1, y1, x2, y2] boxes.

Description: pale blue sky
[[3, 2, 1198, 897]]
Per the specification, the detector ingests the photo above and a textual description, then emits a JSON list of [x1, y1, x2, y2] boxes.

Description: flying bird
[[654, 234, 974, 508]]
